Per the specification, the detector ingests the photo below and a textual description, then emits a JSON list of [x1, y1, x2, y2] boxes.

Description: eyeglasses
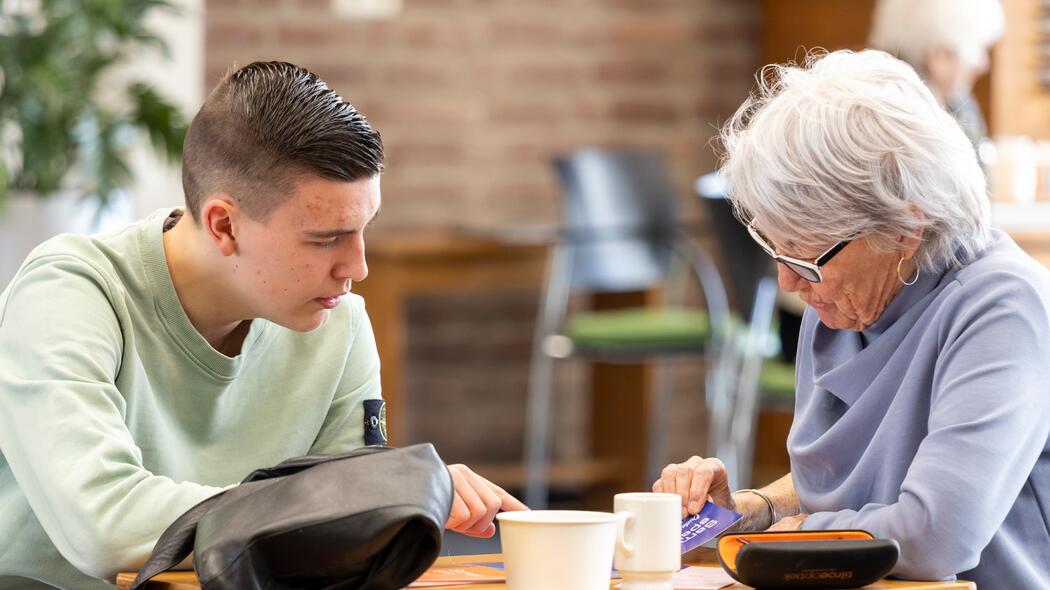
[[746, 221, 851, 283]]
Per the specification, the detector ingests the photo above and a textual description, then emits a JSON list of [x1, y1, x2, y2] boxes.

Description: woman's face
[[772, 234, 912, 331], [925, 44, 992, 105]]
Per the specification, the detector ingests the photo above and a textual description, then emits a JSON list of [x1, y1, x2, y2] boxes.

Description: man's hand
[[446, 464, 529, 538]]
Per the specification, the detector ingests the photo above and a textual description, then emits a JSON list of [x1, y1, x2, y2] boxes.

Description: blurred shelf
[[752, 406, 793, 488], [471, 458, 623, 492]]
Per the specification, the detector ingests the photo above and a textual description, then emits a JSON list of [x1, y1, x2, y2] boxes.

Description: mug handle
[[615, 510, 635, 558]]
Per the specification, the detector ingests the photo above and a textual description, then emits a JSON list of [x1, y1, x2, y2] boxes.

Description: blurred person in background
[[869, 0, 1004, 148], [0, 61, 525, 589], [657, 50, 1050, 588]]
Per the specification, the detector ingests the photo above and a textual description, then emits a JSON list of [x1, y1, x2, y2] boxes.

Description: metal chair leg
[[523, 245, 574, 509], [645, 361, 674, 486], [706, 329, 741, 487], [524, 346, 557, 508], [728, 276, 779, 489]]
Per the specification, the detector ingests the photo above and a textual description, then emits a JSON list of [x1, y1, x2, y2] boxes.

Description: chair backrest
[[695, 172, 775, 317], [553, 149, 680, 293]]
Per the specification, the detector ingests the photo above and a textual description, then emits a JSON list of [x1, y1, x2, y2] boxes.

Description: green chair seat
[[759, 359, 796, 402], [565, 308, 710, 356]]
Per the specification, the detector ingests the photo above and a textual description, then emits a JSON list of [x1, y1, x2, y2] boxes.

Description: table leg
[[356, 268, 407, 447], [586, 291, 653, 509]]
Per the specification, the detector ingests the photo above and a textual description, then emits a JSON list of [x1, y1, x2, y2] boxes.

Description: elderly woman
[[657, 50, 1050, 587], [869, 0, 1004, 147]]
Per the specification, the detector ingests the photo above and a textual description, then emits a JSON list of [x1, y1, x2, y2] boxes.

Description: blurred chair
[[523, 148, 734, 509], [696, 172, 795, 489]]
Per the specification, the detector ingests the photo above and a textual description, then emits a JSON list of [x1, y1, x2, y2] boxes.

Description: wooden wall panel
[[990, 0, 1050, 139]]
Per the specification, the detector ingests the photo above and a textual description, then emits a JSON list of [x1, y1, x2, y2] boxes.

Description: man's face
[[231, 174, 381, 332]]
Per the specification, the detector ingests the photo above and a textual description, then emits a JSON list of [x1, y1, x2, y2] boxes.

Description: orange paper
[[408, 563, 506, 587]]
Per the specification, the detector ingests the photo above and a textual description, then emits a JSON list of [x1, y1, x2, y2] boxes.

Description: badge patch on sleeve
[[363, 399, 388, 446]]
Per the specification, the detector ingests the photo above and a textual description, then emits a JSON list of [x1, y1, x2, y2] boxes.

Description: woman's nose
[[777, 263, 804, 292]]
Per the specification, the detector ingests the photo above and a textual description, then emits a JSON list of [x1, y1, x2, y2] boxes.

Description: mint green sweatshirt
[[0, 209, 382, 589]]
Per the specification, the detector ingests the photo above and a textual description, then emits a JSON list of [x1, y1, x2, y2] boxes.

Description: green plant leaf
[[1, 0, 183, 202], [129, 82, 187, 161]]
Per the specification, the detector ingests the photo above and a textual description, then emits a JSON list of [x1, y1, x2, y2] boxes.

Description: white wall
[[126, 0, 204, 216]]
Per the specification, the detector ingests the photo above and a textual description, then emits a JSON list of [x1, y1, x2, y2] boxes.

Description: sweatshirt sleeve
[[801, 274, 1050, 580], [309, 295, 383, 454], [0, 255, 224, 581]]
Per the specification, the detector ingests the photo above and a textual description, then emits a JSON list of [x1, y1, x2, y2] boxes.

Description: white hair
[[869, 0, 1004, 69], [719, 49, 991, 273]]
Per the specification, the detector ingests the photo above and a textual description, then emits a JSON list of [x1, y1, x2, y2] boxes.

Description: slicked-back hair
[[182, 61, 384, 222]]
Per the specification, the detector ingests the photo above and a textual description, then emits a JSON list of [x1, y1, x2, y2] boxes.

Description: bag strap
[[128, 446, 393, 589]]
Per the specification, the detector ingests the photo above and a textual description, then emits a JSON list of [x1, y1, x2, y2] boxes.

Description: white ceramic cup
[[497, 510, 630, 590], [613, 492, 682, 590]]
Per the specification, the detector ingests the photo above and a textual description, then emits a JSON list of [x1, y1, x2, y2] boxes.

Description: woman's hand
[[446, 464, 529, 538], [768, 513, 808, 531], [652, 455, 734, 519]]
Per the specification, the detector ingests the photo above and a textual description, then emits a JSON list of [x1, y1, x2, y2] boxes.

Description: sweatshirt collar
[[138, 208, 266, 382]]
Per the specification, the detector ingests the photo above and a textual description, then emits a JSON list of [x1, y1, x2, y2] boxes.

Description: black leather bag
[[130, 443, 454, 590]]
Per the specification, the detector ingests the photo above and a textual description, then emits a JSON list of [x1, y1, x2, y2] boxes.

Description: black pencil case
[[717, 530, 900, 589]]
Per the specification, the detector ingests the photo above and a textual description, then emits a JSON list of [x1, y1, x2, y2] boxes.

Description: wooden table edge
[[117, 552, 976, 590]]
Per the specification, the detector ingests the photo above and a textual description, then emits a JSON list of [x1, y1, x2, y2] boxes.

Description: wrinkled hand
[[446, 464, 529, 538], [768, 513, 807, 531], [652, 456, 734, 519]]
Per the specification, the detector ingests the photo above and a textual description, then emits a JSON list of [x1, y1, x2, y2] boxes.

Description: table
[[115, 551, 976, 589], [353, 228, 657, 501], [360, 226, 1050, 453], [353, 228, 550, 447]]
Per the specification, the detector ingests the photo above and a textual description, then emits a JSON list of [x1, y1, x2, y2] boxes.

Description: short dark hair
[[181, 61, 384, 221]]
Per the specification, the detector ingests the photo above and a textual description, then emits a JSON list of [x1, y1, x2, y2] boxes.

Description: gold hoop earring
[[897, 257, 919, 286]]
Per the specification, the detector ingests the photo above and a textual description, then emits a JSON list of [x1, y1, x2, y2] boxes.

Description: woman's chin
[[816, 310, 865, 332]]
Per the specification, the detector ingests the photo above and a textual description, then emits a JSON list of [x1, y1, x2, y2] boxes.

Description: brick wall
[[205, 0, 761, 483], [205, 0, 759, 229]]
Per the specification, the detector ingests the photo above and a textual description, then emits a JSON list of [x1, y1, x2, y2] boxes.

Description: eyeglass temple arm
[[815, 239, 850, 266]]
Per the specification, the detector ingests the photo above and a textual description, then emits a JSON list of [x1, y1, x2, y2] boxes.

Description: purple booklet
[[680, 502, 742, 553]]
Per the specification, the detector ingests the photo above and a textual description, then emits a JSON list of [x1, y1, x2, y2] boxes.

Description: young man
[[0, 61, 525, 589]]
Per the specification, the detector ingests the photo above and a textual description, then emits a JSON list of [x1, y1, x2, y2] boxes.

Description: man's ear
[[899, 203, 925, 259], [200, 196, 239, 257]]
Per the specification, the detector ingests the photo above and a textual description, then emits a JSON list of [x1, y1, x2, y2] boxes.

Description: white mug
[[613, 492, 682, 590], [497, 510, 630, 590]]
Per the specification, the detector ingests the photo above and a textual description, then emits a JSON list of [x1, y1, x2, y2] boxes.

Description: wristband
[[736, 488, 779, 529]]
